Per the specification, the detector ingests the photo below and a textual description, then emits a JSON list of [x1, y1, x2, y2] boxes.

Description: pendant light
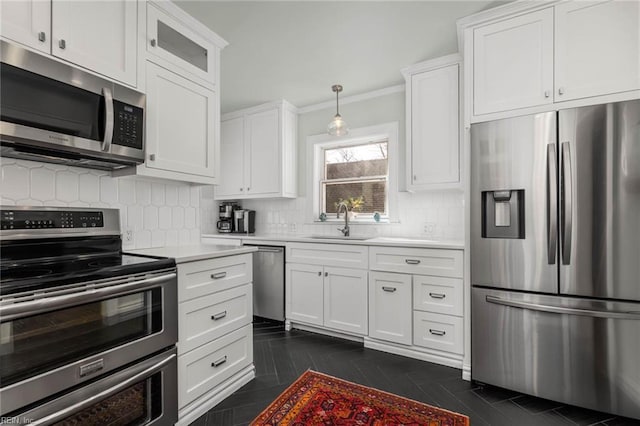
[[327, 84, 349, 136]]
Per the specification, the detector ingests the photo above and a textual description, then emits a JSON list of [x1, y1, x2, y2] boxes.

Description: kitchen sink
[[303, 235, 371, 241]]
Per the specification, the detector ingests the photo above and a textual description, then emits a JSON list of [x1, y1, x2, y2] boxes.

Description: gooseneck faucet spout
[[336, 202, 350, 237]]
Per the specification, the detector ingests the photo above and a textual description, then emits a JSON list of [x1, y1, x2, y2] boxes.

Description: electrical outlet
[[123, 228, 133, 243], [423, 222, 436, 236]]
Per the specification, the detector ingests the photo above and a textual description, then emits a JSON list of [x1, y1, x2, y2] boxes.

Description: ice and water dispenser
[[481, 189, 525, 239]]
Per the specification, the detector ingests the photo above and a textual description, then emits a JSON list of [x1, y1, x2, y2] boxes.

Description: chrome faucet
[[336, 201, 350, 237]]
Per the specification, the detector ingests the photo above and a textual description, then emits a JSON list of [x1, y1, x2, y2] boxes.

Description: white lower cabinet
[[323, 267, 368, 335], [286, 263, 324, 326], [286, 243, 368, 336], [177, 254, 254, 424], [368, 272, 412, 345]]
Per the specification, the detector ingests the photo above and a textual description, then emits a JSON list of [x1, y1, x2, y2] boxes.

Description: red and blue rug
[[251, 370, 470, 425]]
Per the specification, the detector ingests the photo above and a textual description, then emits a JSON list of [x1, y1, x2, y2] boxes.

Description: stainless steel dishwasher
[[244, 244, 285, 321]]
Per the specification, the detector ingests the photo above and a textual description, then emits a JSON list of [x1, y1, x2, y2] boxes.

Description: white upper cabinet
[[473, 8, 554, 116], [51, 0, 137, 87], [0, 0, 50, 54], [0, 0, 136, 86], [554, 0, 640, 102], [146, 3, 219, 89], [145, 62, 218, 181], [215, 100, 297, 200], [403, 55, 461, 190], [462, 0, 640, 122]]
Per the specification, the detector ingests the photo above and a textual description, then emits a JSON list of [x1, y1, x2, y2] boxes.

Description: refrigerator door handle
[[486, 295, 640, 320], [546, 143, 558, 264], [561, 142, 573, 265]]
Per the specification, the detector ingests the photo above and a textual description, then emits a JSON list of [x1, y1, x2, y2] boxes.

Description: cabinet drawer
[[413, 275, 463, 316], [178, 324, 252, 408], [179, 283, 252, 354], [369, 246, 462, 278], [178, 254, 252, 302], [287, 243, 368, 269], [413, 311, 463, 355]]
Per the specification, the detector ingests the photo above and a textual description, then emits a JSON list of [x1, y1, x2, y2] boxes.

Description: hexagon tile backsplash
[[0, 158, 201, 250]]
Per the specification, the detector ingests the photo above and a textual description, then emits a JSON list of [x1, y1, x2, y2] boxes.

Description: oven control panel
[[1, 210, 104, 230]]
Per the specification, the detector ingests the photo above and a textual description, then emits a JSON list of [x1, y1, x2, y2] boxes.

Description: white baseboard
[[288, 322, 365, 343], [176, 365, 256, 426], [363, 337, 463, 370], [462, 363, 471, 381]]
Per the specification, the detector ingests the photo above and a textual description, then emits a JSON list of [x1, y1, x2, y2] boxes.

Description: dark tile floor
[[190, 319, 639, 426]]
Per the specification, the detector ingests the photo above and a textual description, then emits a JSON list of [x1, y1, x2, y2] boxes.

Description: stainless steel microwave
[[0, 41, 145, 170]]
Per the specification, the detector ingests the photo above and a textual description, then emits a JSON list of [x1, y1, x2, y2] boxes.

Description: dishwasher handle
[[256, 247, 284, 253]]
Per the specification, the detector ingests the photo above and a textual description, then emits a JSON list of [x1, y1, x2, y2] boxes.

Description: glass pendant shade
[[328, 84, 348, 136], [328, 113, 349, 136]]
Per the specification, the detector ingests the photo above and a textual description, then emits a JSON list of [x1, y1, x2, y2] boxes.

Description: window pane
[[324, 181, 387, 214], [324, 142, 388, 179]]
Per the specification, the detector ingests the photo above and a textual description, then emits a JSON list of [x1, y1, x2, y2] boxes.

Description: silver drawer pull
[[382, 286, 397, 292], [211, 311, 227, 321], [405, 259, 421, 265], [429, 292, 446, 299], [429, 329, 446, 336], [211, 272, 227, 280], [211, 356, 227, 367]]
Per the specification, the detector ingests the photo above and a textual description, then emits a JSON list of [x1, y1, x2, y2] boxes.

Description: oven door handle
[[0, 272, 176, 322], [29, 352, 176, 426]]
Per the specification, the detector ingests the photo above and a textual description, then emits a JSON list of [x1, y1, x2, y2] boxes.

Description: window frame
[[307, 122, 399, 223]]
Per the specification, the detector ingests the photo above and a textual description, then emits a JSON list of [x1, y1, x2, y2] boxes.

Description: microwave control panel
[[112, 100, 143, 150], [1, 210, 104, 230]]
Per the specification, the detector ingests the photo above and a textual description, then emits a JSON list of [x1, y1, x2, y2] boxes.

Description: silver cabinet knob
[[38, 32, 46, 42], [58, 39, 66, 49], [317, 271, 322, 276], [150, 38, 156, 47], [558, 87, 565, 95], [149, 154, 156, 161], [324, 272, 328, 277], [240, 188, 243, 191], [247, 187, 250, 191], [544, 90, 550, 98]]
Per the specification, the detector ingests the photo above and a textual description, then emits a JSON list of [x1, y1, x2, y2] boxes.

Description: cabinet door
[[368, 272, 412, 345], [146, 62, 217, 179], [147, 3, 216, 86], [323, 267, 368, 335], [473, 8, 554, 115], [0, 0, 50, 53], [555, 0, 640, 102], [216, 117, 245, 198], [245, 108, 281, 196], [286, 263, 324, 326], [409, 64, 459, 188], [51, 0, 136, 86]]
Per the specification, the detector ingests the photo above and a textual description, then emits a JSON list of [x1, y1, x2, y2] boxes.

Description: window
[[308, 122, 399, 222], [322, 141, 388, 215]]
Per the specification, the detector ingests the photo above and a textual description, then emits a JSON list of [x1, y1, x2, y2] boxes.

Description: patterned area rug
[[251, 370, 470, 425]]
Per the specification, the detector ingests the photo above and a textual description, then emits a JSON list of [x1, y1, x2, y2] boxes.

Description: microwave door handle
[[29, 352, 176, 426], [102, 87, 114, 152]]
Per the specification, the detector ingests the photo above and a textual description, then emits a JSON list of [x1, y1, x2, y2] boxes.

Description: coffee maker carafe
[[217, 202, 238, 233]]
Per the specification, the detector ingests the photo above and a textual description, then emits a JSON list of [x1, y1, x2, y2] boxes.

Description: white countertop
[[125, 244, 258, 263], [201, 233, 464, 250]]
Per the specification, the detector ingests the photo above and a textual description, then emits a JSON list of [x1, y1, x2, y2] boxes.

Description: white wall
[[202, 90, 464, 241], [0, 158, 201, 249]]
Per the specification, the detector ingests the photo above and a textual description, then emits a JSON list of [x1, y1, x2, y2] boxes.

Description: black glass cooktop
[[0, 236, 175, 296]]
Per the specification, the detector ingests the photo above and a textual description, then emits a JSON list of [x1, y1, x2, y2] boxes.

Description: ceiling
[[176, 1, 509, 113]]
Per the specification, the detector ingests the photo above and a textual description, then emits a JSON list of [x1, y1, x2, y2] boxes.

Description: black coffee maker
[[217, 202, 238, 233]]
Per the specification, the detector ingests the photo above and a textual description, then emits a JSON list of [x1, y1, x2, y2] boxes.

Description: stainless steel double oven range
[[0, 207, 178, 425]]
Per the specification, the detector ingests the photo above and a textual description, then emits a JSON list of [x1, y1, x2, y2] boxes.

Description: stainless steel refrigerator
[[471, 99, 640, 419]]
